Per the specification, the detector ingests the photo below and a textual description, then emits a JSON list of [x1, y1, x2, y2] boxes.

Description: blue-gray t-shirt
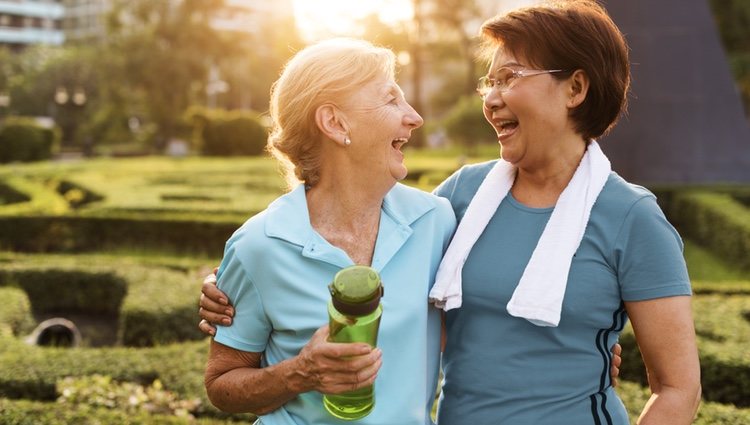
[[433, 161, 691, 425]]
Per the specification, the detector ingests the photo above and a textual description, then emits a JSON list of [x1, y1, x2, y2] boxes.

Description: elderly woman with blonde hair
[[203, 38, 456, 424]]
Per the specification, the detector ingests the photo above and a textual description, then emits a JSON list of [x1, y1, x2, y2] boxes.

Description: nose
[[483, 87, 505, 113], [404, 103, 424, 129]]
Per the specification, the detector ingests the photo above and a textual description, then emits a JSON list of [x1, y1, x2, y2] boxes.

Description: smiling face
[[342, 76, 423, 183], [482, 47, 575, 170]]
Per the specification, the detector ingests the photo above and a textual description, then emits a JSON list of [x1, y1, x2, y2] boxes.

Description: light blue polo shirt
[[433, 161, 691, 425], [214, 183, 456, 425]]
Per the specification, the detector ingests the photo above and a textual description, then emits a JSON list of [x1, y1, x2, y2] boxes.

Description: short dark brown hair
[[480, 0, 630, 140]]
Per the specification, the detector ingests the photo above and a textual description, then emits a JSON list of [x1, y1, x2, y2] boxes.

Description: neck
[[306, 177, 386, 228], [305, 173, 388, 266], [512, 137, 587, 207]]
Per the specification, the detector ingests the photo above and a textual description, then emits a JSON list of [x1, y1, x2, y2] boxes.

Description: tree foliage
[[709, 0, 750, 114], [105, 0, 229, 148]]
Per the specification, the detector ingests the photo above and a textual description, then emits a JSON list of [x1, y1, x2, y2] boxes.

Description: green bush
[[0, 269, 127, 315], [0, 336, 253, 422], [0, 118, 60, 163], [57, 374, 200, 417], [661, 191, 750, 271], [117, 266, 204, 346], [443, 95, 495, 150], [0, 287, 35, 337], [188, 108, 268, 156], [0, 182, 30, 206], [0, 261, 206, 347], [0, 215, 238, 255], [0, 398, 227, 425]]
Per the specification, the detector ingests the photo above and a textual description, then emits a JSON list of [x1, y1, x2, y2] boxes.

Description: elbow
[[204, 371, 244, 414], [692, 383, 702, 413], [204, 374, 235, 413], [204, 372, 272, 416]]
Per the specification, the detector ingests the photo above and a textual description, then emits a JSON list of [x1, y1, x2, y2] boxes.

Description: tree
[[443, 94, 494, 152], [106, 0, 230, 149], [423, 0, 484, 97], [709, 0, 750, 116]]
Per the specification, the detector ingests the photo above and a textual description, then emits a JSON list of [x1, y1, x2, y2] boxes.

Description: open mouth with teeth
[[497, 120, 519, 139], [392, 137, 408, 150]]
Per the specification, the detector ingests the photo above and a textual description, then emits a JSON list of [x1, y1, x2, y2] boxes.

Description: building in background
[[60, 0, 110, 43], [215, 0, 294, 35], [0, 0, 64, 50]]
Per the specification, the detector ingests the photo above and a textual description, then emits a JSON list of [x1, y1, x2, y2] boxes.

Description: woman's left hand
[[610, 343, 622, 387], [198, 268, 233, 336]]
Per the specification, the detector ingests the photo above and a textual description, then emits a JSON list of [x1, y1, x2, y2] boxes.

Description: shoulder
[[433, 160, 498, 219], [223, 210, 270, 258], [440, 160, 497, 192], [388, 183, 454, 218], [596, 173, 682, 249], [434, 159, 497, 199], [595, 172, 658, 215], [225, 188, 304, 255]]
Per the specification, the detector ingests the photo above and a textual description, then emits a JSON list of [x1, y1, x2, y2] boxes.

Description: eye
[[498, 68, 518, 87]]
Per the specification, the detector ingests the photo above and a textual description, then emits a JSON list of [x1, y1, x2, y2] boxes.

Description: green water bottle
[[323, 265, 384, 421]]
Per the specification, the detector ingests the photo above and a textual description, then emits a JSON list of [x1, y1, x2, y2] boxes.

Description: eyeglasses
[[476, 67, 568, 98]]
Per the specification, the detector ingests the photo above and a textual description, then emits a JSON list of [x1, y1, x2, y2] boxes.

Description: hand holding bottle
[[292, 324, 382, 395]]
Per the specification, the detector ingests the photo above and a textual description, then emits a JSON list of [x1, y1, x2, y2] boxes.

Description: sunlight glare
[[292, 0, 414, 41]]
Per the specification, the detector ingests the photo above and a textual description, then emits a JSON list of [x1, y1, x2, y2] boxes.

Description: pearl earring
[[344, 137, 351, 146]]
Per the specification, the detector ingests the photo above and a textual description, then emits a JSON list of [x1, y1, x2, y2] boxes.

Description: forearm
[[205, 355, 310, 415], [637, 382, 701, 425]]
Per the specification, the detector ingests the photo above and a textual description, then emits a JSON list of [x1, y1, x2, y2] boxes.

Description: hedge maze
[[1, 156, 749, 424]]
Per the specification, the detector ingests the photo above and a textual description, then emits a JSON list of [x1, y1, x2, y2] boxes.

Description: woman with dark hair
[[431, 1, 700, 423]]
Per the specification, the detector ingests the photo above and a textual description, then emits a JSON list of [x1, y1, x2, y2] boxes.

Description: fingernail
[[222, 318, 231, 325], [220, 298, 228, 305], [225, 308, 233, 316]]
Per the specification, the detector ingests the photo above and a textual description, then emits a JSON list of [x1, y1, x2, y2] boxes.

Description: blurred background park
[[0, 0, 749, 424]]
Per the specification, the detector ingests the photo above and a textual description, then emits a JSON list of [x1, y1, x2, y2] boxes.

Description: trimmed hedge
[[0, 398, 235, 425], [0, 262, 204, 347], [0, 215, 238, 255], [0, 118, 60, 163], [0, 182, 30, 206], [0, 287, 35, 337], [116, 266, 205, 346], [0, 269, 126, 315], [188, 108, 268, 156], [619, 292, 750, 407], [660, 191, 750, 271], [0, 337, 253, 422]]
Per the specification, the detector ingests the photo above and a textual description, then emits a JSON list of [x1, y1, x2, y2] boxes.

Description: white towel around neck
[[428, 141, 611, 327]]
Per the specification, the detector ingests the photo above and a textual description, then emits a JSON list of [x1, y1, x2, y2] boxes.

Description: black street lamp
[[54, 86, 87, 148], [0, 92, 10, 124]]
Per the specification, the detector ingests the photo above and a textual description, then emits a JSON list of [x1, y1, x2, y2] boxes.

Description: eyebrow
[[488, 61, 523, 76], [381, 84, 403, 98]]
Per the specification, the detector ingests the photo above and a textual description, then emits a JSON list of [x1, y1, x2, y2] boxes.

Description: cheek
[[482, 103, 493, 124]]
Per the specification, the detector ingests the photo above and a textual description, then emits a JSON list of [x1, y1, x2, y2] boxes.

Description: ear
[[566, 69, 590, 109], [315, 104, 349, 147]]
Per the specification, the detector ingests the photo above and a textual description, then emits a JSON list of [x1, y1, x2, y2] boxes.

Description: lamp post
[[0, 92, 10, 124], [54, 86, 87, 148]]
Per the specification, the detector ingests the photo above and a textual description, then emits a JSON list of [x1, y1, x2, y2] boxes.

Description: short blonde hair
[[267, 38, 396, 189]]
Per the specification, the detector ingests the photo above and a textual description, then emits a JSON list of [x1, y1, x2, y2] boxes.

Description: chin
[[392, 167, 408, 181]]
